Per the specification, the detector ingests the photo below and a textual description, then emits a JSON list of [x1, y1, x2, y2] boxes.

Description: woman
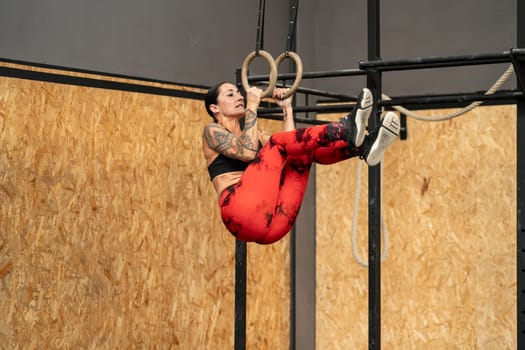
[[202, 82, 399, 244]]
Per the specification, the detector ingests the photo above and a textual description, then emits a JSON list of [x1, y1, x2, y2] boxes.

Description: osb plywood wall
[[317, 106, 516, 349], [0, 64, 289, 349], [0, 62, 517, 350]]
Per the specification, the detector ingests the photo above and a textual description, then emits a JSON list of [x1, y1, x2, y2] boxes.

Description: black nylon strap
[[255, 0, 266, 55], [285, 0, 299, 53]]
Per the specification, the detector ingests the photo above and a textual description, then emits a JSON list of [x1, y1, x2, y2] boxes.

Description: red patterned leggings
[[218, 123, 358, 244]]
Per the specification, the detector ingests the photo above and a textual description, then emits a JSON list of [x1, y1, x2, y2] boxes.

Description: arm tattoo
[[237, 134, 256, 153], [211, 130, 235, 153], [236, 108, 258, 152], [204, 122, 258, 159], [244, 109, 257, 130]]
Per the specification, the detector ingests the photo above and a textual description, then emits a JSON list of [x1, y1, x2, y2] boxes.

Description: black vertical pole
[[517, 0, 525, 347], [367, 0, 381, 349], [288, 5, 296, 348], [234, 69, 247, 350], [234, 239, 247, 350], [291, 227, 296, 350]]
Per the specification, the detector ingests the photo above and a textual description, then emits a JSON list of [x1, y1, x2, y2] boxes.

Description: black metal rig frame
[[234, 0, 525, 349]]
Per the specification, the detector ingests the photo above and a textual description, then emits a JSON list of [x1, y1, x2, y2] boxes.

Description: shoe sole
[[365, 112, 400, 166], [353, 88, 373, 147]]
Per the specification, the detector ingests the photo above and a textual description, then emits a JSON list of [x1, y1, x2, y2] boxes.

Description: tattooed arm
[[203, 111, 259, 162], [203, 87, 262, 162]]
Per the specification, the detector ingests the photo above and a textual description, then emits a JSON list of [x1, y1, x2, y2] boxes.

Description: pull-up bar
[[360, 48, 525, 71], [380, 90, 523, 107], [248, 49, 525, 85], [256, 89, 523, 118], [280, 84, 355, 100], [247, 68, 365, 83]]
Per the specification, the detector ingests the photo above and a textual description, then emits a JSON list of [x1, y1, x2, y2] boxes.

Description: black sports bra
[[207, 154, 249, 180], [207, 141, 263, 180]]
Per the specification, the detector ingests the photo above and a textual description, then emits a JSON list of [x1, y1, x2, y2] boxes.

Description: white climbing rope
[[350, 63, 514, 267], [382, 64, 514, 121], [351, 160, 389, 267]]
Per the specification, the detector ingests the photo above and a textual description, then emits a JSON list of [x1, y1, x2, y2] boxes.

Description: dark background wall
[[0, 0, 517, 95]]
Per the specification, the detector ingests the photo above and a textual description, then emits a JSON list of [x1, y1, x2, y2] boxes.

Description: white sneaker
[[362, 112, 400, 166], [343, 88, 373, 147]]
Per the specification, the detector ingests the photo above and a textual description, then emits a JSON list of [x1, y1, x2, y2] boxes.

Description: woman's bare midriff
[[212, 171, 243, 198]]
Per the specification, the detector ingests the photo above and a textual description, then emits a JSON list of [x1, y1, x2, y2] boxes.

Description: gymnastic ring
[[274, 51, 303, 100], [241, 50, 278, 98]]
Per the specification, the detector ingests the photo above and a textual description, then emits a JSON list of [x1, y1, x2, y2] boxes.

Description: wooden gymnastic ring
[[274, 51, 303, 99], [241, 50, 278, 98]]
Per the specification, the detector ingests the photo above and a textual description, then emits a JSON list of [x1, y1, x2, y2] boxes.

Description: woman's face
[[214, 83, 245, 118]]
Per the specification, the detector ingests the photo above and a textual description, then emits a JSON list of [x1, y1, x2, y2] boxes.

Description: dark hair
[[204, 82, 227, 119]]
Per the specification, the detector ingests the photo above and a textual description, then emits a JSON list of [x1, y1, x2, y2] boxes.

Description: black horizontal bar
[[385, 97, 519, 111], [248, 68, 366, 83], [512, 48, 525, 57], [0, 57, 209, 90], [256, 111, 330, 125], [0, 66, 205, 100], [258, 104, 354, 115], [276, 83, 355, 100], [380, 90, 523, 107], [360, 49, 525, 72], [248, 49, 525, 82], [258, 90, 522, 116]]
